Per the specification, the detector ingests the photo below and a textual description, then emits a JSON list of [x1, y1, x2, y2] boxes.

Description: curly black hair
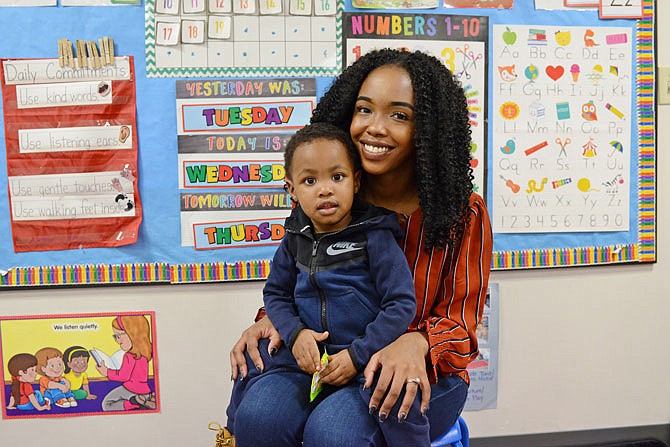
[[311, 48, 473, 249], [284, 122, 361, 179]]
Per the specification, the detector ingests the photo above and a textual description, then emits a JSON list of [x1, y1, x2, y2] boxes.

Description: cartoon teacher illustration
[[95, 315, 156, 411]]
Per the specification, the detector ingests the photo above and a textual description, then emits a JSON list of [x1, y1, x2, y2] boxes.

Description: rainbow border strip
[[635, 0, 656, 262], [493, 244, 638, 269], [0, 261, 274, 286], [493, 1, 656, 270], [170, 260, 272, 283], [0, 263, 171, 287]]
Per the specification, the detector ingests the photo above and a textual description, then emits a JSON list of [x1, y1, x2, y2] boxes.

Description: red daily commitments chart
[[1, 57, 142, 252]]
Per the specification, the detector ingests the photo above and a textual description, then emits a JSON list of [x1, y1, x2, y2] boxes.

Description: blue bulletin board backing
[[0, 1, 656, 287]]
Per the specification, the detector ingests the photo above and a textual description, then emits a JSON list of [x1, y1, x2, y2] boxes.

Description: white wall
[[1, 5, 669, 445]]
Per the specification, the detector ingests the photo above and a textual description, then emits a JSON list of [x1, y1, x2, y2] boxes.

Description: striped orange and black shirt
[[399, 193, 492, 385]]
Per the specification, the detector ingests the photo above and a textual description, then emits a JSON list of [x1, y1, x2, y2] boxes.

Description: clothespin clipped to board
[[57, 38, 75, 69], [57, 36, 117, 69]]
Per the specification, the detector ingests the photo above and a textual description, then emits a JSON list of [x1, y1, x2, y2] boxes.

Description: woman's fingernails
[[230, 374, 234, 381], [378, 412, 387, 422], [270, 347, 277, 356], [421, 406, 429, 416], [398, 413, 406, 423], [369, 406, 377, 415], [255, 364, 263, 372]]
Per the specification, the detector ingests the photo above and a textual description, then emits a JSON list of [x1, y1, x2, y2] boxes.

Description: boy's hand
[[319, 350, 357, 386], [292, 329, 329, 374]]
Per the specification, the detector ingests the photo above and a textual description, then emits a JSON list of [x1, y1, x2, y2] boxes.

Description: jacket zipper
[[293, 217, 380, 338], [308, 239, 330, 334]]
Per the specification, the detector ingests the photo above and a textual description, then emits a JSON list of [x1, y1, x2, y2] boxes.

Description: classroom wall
[[1, 4, 669, 447]]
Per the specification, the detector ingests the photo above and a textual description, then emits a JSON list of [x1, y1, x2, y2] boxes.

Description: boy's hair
[[34, 347, 63, 376], [284, 122, 361, 180], [63, 346, 90, 374], [311, 48, 473, 249]]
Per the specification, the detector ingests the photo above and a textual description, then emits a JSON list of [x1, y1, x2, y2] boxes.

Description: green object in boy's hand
[[309, 350, 329, 402]]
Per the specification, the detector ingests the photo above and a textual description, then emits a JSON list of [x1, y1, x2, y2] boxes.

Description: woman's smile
[[350, 65, 415, 178]]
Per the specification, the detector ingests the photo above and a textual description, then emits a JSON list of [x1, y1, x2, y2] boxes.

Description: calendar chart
[[146, 0, 342, 77]]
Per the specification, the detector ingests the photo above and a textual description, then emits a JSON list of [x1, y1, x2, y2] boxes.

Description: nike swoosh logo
[[326, 245, 364, 256]]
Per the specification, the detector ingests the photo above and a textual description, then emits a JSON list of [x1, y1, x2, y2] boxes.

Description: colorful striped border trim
[[492, 244, 639, 270], [0, 260, 273, 287], [493, 1, 656, 270], [169, 259, 272, 283], [635, 0, 656, 263]]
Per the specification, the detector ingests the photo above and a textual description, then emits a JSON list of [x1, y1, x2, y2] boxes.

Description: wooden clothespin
[[90, 40, 101, 69], [67, 40, 75, 69], [108, 36, 115, 66], [76, 40, 86, 69], [58, 38, 65, 68]]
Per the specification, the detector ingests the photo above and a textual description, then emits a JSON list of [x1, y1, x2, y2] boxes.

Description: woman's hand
[[363, 332, 431, 420], [229, 316, 282, 380], [95, 361, 108, 377]]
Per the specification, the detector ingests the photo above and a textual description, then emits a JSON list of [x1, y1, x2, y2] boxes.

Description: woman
[[96, 315, 155, 411], [228, 49, 493, 447]]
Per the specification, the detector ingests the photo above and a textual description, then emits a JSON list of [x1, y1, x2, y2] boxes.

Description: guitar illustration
[[499, 175, 520, 193]]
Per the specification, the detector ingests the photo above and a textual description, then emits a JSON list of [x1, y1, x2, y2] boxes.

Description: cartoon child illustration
[[35, 347, 77, 408], [63, 346, 97, 400], [96, 315, 155, 411], [6, 353, 51, 411]]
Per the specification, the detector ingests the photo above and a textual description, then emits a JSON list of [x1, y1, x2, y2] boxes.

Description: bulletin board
[[0, 1, 657, 287]]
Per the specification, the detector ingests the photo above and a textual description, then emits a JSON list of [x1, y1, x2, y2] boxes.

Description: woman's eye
[[391, 111, 410, 121], [355, 105, 371, 114], [332, 173, 343, 181]]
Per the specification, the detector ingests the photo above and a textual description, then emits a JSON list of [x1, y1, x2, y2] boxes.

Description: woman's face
[[113, 327, 133, 351], [350, 65, 416, 178]]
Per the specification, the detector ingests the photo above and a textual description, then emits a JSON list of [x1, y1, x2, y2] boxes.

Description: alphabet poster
[[492, 25, 632, 233], [1, 312, 159, 419], [176, 78, 316, 250]]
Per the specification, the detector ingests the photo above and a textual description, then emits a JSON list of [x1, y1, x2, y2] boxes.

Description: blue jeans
[[44, 381, 74, 404], [17, 390, 47, 410], [227, 339, 468, 447]]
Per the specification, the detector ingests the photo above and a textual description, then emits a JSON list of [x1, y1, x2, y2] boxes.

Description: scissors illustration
[[555, 137, 571, 158], [456, 44, 483, 80]]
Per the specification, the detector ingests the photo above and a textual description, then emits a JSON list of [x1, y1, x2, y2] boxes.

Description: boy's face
[[19, 366, 38, 382], [42, 356, 64, 378], [286, 138, 360, 234]]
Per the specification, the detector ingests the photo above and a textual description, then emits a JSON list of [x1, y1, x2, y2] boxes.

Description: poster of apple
[[343, 12, 489, 198]]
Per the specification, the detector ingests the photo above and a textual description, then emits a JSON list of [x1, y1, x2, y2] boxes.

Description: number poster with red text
[[176, 78, 316, 250], [492, 25, 632, 233], [1, 57, 142, 252], [343, 13, 488, 198]]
